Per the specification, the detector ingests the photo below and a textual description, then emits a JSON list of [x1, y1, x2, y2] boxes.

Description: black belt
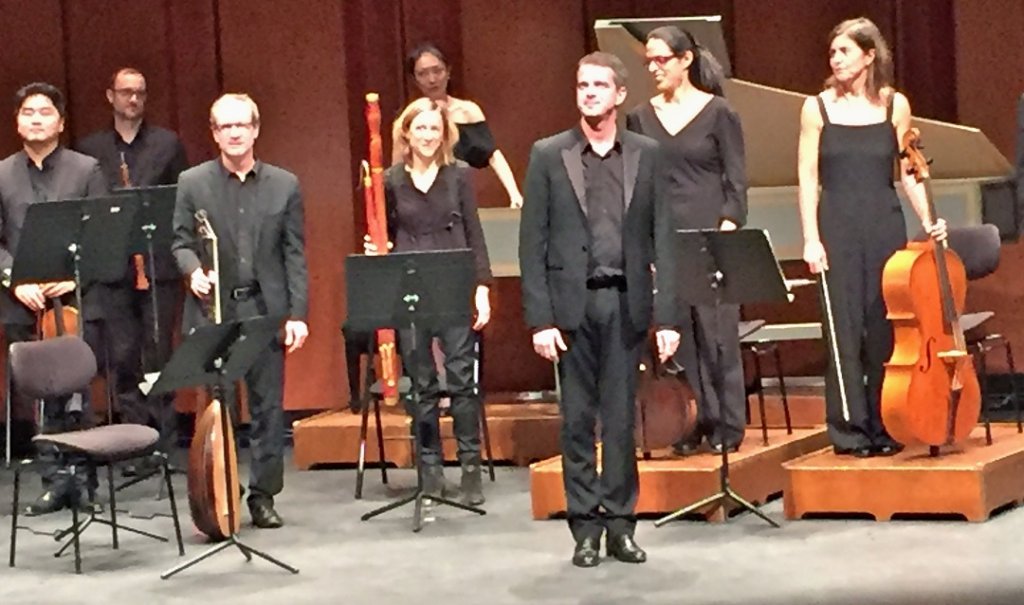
[[230, 284, 261, 300], [585, 275, 627, 291]]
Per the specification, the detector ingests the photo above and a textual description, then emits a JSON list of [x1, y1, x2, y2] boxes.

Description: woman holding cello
[[797, 18, 946, 457]]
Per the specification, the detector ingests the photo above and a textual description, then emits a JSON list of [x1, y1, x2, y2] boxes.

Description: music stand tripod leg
[[359, 320, 485, 532], [655, 289, 778, 529], [161, 372, 298, 579]]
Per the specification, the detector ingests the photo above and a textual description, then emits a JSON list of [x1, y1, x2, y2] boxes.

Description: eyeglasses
[[113, 88, 147, 99], [644, 55, 677, 68], [414, 65, 446, 80], [212, 122, 254, 132]]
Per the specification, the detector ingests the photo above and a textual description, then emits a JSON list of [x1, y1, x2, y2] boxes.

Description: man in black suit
[[76, 67, 190, 473], [519, 52, 680, 568], [0, 82, 109, 514], [172, 93, 309, 529]]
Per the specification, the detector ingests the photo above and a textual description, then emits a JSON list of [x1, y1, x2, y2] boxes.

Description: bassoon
[[361, 93, 400, 404]]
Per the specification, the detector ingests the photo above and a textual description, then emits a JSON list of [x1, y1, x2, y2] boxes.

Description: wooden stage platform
[[784, 425, 1024, 522], [529, 426, 830, 521], [291, 401, 563, 470], [292, 392, 825, 471]]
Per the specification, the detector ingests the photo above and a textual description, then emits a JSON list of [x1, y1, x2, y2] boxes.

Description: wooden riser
[[291, 402, 562, 470], [783, 425, 1024, 521], [529, 427, 830, 521]]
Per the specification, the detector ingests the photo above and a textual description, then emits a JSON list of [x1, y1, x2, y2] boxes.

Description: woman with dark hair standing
[[798, 18, 945, 457], [365, 97, 492, 504], [626, 26, 748, 454], [407, 43, 523, 208]]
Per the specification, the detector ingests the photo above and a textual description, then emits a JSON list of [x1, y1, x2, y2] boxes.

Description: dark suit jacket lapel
[[560, 139, 587, 217], [10, 154, 36, 203], [622, 138, 639, 213]]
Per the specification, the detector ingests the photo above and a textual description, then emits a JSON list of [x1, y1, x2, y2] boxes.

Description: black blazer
[[518, 127, 676, 334], [0, 148, 108, 325], [171, 159, 309, 332], [76, 122, 190, 281]]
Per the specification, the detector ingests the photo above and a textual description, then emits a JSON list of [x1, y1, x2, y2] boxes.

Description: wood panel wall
[[0, 0, 1021, 419]]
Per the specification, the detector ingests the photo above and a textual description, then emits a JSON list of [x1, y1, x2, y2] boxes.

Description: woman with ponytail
[[626, 25, 749, 455]]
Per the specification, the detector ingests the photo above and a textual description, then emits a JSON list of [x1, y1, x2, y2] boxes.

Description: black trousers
[[5, 322, 100, 497], [342, 324, 373, 407], [676, 303, 746, 448], [220, 296, 286, 505], [398, 324, 481, 467], [557, 288, 643, 542], [820, 212, 906, 450], [117, 281, 182, 457]]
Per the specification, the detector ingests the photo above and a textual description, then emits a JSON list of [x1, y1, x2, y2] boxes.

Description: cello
[[880, 128, 981, 451], [186, 209, 241, 540], [634, 332, 698, 457]]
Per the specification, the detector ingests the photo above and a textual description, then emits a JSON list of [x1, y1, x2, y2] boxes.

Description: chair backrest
[[9, 336, 97, 400], [946, 224, 1001, 280]]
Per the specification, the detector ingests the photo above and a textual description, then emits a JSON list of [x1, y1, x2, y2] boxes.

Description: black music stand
[[655, 229, 788, 529], [347, 250, 486, 532], [157, 315, 298, 579], [4, 196, 138, 462], [126, 185, 176, 350]]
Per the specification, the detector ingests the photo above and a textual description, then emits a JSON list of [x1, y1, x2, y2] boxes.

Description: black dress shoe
[[607, 534, 647, 564], [672, 436, 703, 456], [872, 442, 904, 457], [249, 500, 284, 529], [710, 443, 740, 455], [834, 446, 874, 458], [572, 537, 601, 568], [24, 491, 67, 516]]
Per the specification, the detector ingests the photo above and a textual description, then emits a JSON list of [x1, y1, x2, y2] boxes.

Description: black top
[[625, 97, 747, 229], [454, 122, 497, 169], [384, 163, 492, 285], [581, 140, 625, 278], [76, 121, 189, 189], [26, 147, 64, 203], [217, 160, 262, 285]]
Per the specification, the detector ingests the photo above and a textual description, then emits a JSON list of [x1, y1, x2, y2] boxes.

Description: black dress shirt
[[26, 148, 63, 202], [76, 121, 189, 189], [216, 160, 261, 286], [581, 139, 625, 279]]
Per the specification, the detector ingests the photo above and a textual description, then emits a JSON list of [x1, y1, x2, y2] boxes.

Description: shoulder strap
[[815, 95, 831, 125], [886, 94, 895, 123]]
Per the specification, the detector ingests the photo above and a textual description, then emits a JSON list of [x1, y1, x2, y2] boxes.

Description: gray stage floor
[[0, 450, 1022, 605]]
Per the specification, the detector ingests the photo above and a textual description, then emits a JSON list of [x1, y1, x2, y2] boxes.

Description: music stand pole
[[655, 229, 790, 529], [157, 317, 299, 578], [347, 250, 486, 532]]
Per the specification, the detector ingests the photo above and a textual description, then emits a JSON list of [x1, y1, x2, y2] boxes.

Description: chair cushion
[[33, 424, 159, 462], [10, 336, 97, 399]]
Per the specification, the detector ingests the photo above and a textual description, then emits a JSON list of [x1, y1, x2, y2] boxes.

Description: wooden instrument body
[[186, 210, 241, 541], [187, 399, 241, 539], [363, 93, 400, 404], [39, 301, 79, 339], [881, 241, 981, 446], [634, 336, 698, 453]]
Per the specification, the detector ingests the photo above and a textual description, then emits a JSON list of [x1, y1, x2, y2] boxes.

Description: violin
[[879, 128, 981, 450]]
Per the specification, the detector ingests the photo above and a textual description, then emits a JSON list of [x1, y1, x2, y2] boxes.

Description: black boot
[[460, 458, 485, 505], [421, 463, 444, 501]]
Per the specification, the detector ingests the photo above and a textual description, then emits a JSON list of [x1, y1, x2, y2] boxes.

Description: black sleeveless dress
[[816, 96, 907, 451]]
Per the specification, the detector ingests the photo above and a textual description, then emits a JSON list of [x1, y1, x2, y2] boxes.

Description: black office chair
[[8, 336, 184, 574], [942, 224, 1023, 444]]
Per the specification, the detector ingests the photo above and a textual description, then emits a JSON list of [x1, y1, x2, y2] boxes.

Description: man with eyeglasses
[[76, 68, 190, 477], [0, 82, 109, 515], [171, 93, 309, 529]]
